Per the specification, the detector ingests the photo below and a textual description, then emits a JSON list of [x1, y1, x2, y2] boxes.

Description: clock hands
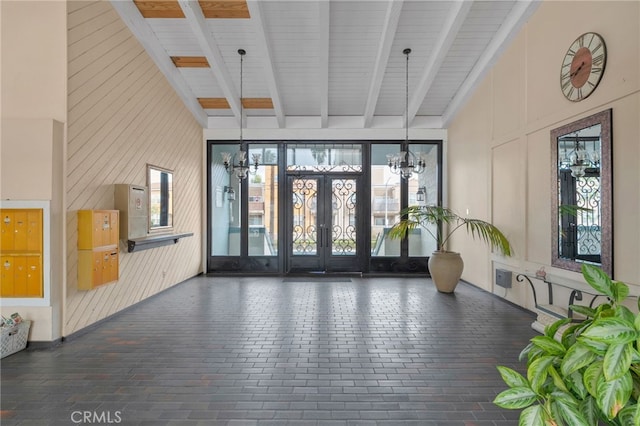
[[569, 61, 586, 78]]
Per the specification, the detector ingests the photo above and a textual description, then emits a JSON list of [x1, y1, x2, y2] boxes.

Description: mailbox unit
[[114, 184, 148, 241], [77, 210, 119, 290], [0, 208, 43, 297]]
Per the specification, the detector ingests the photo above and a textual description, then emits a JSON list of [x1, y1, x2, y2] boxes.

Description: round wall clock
[[560, 32, 607, 102]]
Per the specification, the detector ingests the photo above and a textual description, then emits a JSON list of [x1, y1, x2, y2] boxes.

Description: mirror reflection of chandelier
[[559, 134, 600, 178], [387, 48, 425, 180], [221, 48, 260, 180]]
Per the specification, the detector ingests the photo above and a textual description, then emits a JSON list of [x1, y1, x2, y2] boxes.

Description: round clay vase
[[428, 251, 464, 293]]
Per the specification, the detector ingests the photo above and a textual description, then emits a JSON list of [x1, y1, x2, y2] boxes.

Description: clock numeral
[[592, 54, 605, 66], [591, 66, 603, 74], [587, 81, 596, 88], [561, 78, 572, 90], [578, 35, 585, 48], [592, 43, 603, 54], [567, 87, 575, 99], [576, 87, 583, 99]]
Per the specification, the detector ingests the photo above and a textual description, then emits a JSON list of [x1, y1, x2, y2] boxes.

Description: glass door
[[287, 175, 361, 273]]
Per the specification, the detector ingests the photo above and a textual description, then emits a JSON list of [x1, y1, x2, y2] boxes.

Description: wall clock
[[560, 32, 607, 102]]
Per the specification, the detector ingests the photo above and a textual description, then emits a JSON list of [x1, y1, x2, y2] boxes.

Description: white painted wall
[[447, 1, 640, 313], [0, 1, 67, 341]]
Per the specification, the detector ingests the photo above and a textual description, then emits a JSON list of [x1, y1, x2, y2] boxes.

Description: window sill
[[127, 232, 194, 253]]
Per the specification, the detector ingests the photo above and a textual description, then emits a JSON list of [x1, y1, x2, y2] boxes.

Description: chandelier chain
[[405, 48, 409, 146]]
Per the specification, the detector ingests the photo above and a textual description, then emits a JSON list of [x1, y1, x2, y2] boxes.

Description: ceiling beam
[[111, 0, 208, 127], [198, 98, 230, 108], [442, 0, 541, 127], [171, 56, 210, 67], [199, 0, 249, 19], [318, 1, 330, 128], [177, 0, 243, 124], [246, 1, 285, 128], [407, 0, 472, 127], [363, 0, 403, 129], [242, 98, 273, 109], [133, 0, 184, 18]]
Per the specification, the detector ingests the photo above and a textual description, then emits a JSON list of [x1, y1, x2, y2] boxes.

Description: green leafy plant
[[494, 263, 640, 426], [387, 205, 512, 256]]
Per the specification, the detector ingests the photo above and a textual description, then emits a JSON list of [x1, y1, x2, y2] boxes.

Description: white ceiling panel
[[112, 0, 539, 129]]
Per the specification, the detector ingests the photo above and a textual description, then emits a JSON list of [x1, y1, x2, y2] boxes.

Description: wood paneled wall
[[65, 1, 203, 335]]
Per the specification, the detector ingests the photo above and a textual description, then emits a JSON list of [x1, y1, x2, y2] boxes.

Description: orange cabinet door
[[26, 256, 42, 297], [109, 250, 119, 283], [1, 211, 15, 251], [1, 256, 14, 297], [92, 251, 103, 287], [13, 211, 28, 251], [94, 212, 106, 248], [109, 211, 119, 246], [12, 256, 28, 296], [26, 210, 43, 252], [101, 251, 111, 285]]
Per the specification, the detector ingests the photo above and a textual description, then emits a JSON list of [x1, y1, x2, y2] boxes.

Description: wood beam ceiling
[[134, 0, 249, 19], [199, 98, 274, 109], [171, 56, 210, 67]]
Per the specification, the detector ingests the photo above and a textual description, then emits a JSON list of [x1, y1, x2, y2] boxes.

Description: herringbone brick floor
[[1, 276, 536, 425]]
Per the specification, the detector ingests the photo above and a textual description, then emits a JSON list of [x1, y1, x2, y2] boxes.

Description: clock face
[[560, 32, 606, 102]]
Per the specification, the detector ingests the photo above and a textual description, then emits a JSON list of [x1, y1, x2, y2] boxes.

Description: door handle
[[318, 224, 324, 248]]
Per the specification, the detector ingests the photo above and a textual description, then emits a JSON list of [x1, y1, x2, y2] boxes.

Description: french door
[[287, 174, 363, 273]]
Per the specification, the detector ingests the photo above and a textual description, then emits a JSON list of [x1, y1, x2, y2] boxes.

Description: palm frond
[[388, 205, 513, 256]]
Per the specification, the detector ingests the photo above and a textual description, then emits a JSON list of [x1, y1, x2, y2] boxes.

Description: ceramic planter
[[428, 251, 464, 293]]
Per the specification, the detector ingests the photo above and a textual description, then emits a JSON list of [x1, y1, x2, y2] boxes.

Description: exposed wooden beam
[[198, 98, 230, 109], [407, 0, 472, 126], [171, 56, 210, 67], [134, 0, 249, 19], [363, 0, 403, 128], [133, 0, 184, 18], [242, 98, 273, 109], [200, 0, 249, 18], [111, 0, 208, 127], [318, 1, 330, 128], [246, 1, 285, 127], [178, 0, 242, 123], [442, 0, 542, 127]]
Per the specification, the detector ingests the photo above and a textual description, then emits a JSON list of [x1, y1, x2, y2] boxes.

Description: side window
[[147, 165, 173, 232]]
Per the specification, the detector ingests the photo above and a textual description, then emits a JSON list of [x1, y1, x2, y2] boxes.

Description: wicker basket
[[1, 320, 30, 358]]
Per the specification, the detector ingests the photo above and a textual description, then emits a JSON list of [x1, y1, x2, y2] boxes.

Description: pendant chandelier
[[559, 136, 600, 178], [387, 48, 425, 180], [221, 48, 260, 180]]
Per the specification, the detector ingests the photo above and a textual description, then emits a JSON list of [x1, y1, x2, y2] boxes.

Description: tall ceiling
[[112, 0, 539, 130]]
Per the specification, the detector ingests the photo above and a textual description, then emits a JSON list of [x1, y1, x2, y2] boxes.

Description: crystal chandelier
[[387, 48, 425, 180], [559, 136, 600, 178], [221, 48, 260, 180]]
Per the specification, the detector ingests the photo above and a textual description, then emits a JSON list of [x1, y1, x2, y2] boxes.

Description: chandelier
[[221, 48, 260, 180], [387, 48, 425, 180], [559, 136, 600, 178]]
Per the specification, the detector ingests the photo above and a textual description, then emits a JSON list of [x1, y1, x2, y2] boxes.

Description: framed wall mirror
[[147, 164, 173, 233], [551, 109, 612, 275]]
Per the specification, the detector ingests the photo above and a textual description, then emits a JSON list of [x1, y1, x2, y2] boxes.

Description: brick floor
[[1, 276, 536, 425]]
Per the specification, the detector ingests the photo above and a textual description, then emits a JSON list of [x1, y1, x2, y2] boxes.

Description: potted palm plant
[[388, 205, 512, 293]]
